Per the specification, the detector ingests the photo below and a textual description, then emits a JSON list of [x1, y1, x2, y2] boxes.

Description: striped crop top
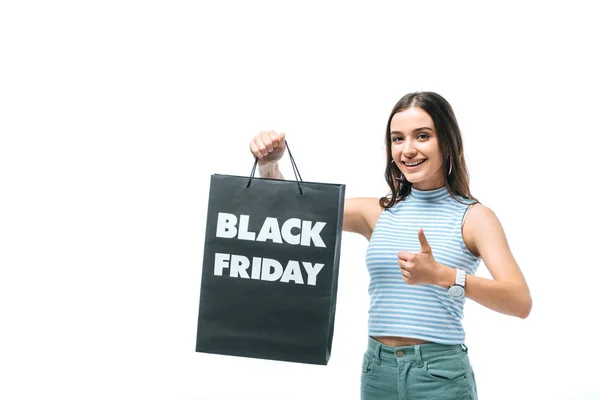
[[365, 185, 481, 344]]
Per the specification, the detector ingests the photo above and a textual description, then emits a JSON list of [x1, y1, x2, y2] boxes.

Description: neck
[[411, 176, 446, 191], [409, 185, 450, 201]]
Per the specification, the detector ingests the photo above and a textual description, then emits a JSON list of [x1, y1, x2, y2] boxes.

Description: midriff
[[373, 336, 431, 347]]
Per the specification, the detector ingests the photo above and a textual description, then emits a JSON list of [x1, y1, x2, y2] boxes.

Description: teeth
[[405, 160, 426, 167]]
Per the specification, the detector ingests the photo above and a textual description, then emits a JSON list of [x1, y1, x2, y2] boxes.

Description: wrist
[[436, 263, 456, 289], [258, 162, 281, 179]]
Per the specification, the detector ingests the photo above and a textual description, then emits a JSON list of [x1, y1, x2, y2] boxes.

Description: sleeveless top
[[365, 186, 481, 344]]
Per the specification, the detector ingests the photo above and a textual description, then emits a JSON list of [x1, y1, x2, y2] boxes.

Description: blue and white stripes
[[366, 186, 481, 344]]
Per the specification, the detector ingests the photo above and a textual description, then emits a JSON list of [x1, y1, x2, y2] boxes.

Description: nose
[[403, 139, 417, 157]]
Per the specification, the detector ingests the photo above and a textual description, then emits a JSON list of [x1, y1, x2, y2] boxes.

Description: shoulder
[[464, 202, 496, 222], [462, 203, 505, 258]]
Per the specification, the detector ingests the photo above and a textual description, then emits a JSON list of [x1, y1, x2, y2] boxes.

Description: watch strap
[[455, 268, 466, 288]]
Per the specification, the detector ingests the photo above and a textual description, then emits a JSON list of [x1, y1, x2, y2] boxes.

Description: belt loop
[[375, 342, 382, 364], [461, 344, 468, 353], [414, 345, 423, 367]]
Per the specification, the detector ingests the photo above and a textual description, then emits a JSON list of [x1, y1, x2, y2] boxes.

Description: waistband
[[367, 336, 467, 364]]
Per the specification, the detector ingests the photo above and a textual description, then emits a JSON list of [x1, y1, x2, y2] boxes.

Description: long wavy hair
[[379, 92, 478, 208]]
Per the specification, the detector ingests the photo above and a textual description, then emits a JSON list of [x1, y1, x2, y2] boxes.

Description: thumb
[[418, 228, 431, 253], [278, 132, 286, 150]]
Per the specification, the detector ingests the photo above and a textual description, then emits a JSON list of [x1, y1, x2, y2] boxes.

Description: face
[[390, 106, 445, 190]]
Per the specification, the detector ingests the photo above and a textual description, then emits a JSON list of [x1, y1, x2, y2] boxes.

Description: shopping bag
[[196, 142, 345, 365]]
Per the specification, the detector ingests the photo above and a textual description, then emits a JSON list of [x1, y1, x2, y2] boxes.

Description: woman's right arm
[[249, 131, 382, 240], [343, 198, 383, 239]]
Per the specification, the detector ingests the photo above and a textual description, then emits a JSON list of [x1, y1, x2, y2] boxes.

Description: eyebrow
[[390, 127, 433, 135]]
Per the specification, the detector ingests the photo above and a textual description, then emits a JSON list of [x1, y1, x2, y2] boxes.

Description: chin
[[403, 173, 423, 183]]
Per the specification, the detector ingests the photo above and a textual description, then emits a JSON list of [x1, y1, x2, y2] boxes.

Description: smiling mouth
[[403, 159, 427, 167]]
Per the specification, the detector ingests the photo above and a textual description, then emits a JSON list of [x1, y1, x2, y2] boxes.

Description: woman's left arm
[[439, 203, 532, 318]]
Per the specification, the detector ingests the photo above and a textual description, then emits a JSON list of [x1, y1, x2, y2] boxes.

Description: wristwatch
[[448, 268, 466, 299]]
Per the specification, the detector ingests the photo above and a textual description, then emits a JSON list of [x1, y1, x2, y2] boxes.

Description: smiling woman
[[248, 92, 532, 400]]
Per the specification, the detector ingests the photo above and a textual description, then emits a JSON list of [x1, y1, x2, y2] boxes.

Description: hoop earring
[[391, 159, 406, 181], [448, 159, 453, 176]]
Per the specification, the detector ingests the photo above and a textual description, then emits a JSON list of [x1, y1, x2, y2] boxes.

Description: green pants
[[361, 336, 478, 400]]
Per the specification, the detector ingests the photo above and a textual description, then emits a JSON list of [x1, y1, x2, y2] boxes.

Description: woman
[[249, 92, 532, 400]]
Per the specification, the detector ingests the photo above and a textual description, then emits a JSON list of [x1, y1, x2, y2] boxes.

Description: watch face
[[448, 286, 465, 298]]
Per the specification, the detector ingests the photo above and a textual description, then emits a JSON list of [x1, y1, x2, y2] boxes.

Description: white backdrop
[[1, 1, 599, 399]]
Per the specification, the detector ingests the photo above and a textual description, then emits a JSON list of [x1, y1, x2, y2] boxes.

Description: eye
[[417, 133, 429, 140], [392, 136, 403, 142]]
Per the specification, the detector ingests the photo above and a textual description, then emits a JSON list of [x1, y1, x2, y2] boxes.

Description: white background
[[1, 1, 599, 399]]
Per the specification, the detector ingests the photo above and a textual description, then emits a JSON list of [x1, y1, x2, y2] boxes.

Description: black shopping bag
[[196, 142, 345, 365]]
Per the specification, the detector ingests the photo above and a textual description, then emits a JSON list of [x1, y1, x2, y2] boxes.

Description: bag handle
[[247, 140, 303, 195]]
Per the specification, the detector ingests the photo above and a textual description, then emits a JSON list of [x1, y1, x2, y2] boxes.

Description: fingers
[[400, 268, 413, 284], [249, 130, 285, 159], [260, 131, 275, 152], [398, 258, 411, 270], [418, 228, 431, 253], [397, 251, 414, 262], [398, 256, 414, 284], [276, 132, 286, 150], [249, 139, 262, 159]]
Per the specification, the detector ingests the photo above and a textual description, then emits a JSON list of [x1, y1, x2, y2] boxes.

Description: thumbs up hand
[[397, 229, 444, 285]]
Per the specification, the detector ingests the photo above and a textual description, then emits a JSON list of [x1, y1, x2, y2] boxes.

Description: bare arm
[[258, 163, 284, 179], [249, 130, 382, 240], [343, 198, 383, 240], [437, 204, 532, 318]]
